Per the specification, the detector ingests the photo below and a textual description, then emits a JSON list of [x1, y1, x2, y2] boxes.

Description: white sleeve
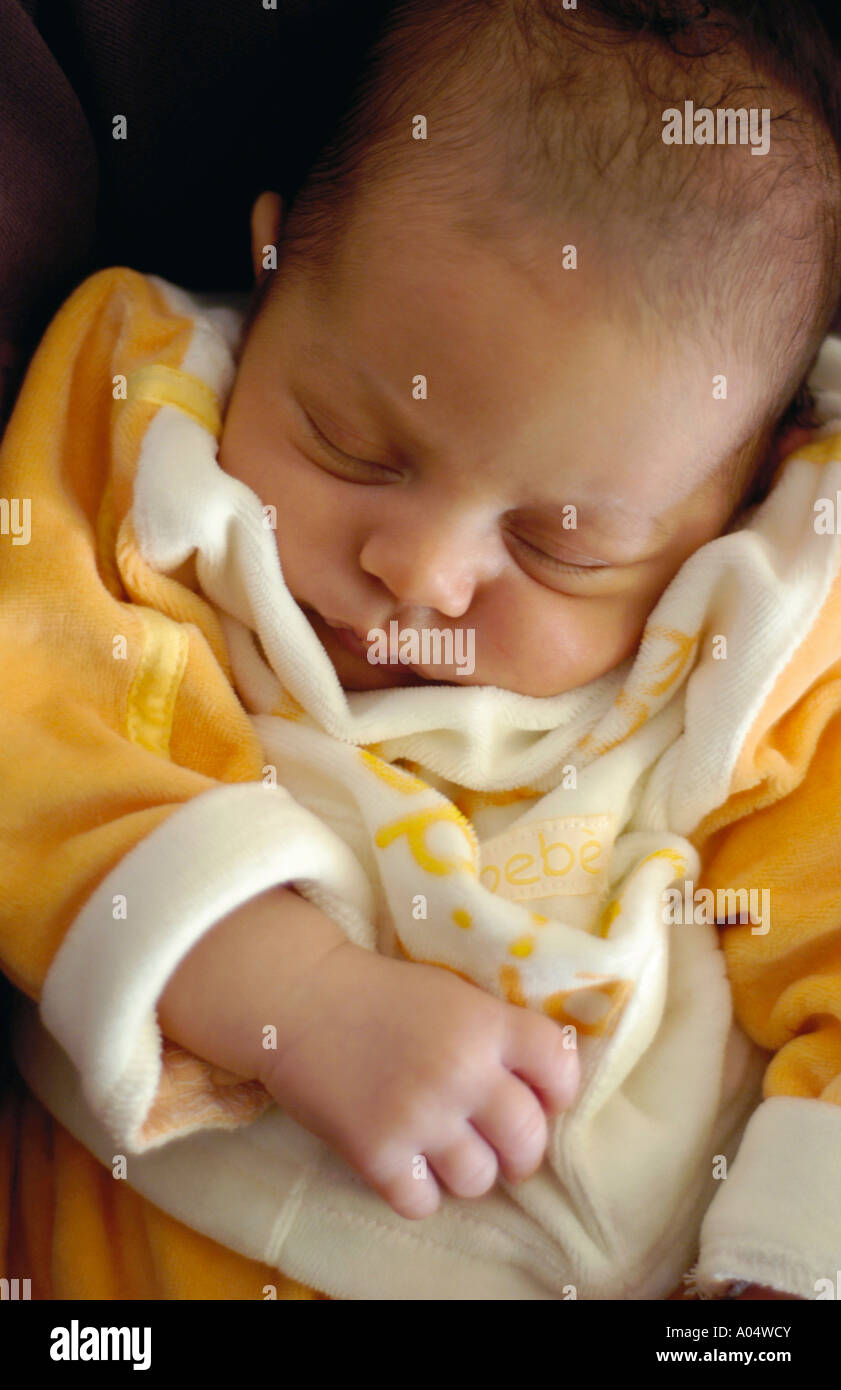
[[39, 780, 374, 1151], [693, 1095, 841, 1298]]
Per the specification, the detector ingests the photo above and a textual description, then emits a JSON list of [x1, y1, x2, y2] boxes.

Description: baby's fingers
[[470, 1075, 548, 1183], [359, 1141, 443, 1221], [503, 1012, 580, 1116]]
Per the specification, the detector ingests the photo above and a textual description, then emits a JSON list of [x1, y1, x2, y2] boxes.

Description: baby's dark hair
[[257, 0, 841, 509]]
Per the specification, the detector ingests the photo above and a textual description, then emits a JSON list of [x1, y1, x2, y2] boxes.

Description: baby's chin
[[336, 658, 432, 691], [300, 605, 582, 696], [327, 643, 475, 692], [329, 646, 528, 694], [304, 608, 484, 691]]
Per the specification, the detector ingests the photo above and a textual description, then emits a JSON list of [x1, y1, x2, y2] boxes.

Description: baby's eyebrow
[[539, 498, 675, 550], [297, 341, 684, 551]]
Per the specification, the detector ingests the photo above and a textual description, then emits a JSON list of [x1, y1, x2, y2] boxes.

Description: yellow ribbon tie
[[126, 364, 223, 438]]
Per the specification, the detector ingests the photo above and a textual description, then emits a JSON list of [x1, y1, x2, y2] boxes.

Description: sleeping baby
[[3, 0, 841, 1301]]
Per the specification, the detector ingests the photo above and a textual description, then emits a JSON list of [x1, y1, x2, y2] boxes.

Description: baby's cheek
[[560, 594, 647, 676], [498, 591, 638, 694]]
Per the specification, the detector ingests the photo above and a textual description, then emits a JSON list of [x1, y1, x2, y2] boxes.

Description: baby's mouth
[[303, 606, 372, 659], [304, 607, 435, 686], [324, 621, 370, 659]]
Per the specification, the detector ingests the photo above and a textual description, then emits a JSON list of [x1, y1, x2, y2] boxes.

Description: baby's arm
[[0, 269, 373, 1156], [157, 885, 350, 1082], [158, 884, 580, 1219]]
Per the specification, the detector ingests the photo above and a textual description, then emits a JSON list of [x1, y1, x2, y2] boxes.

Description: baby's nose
[[359, 517, 498, 617]]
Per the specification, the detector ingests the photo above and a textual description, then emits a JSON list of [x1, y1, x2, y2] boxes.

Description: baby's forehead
[[263, 166, 783, 542]]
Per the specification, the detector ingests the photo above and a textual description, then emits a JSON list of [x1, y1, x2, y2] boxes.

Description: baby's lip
[[321, 615, 371, 645]]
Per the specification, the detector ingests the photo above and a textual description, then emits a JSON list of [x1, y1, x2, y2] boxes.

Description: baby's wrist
[[254, 934, 362, 1092], [157, 885, 351, 1085]]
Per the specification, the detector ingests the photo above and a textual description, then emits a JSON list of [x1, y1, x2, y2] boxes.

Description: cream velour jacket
[[5, 268, 841, 1300]]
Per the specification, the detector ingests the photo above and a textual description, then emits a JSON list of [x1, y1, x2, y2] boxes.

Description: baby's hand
[[259, 941, 580, 1219]]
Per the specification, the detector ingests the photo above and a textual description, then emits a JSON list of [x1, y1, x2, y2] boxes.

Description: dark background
[[0, 0, 395, 430]]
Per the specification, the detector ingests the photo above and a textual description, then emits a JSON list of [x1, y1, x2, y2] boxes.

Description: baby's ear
[[250, 191, 284, 284]]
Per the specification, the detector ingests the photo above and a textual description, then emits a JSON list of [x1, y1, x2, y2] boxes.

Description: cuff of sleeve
[[40, 780, 373, 1152], [137, 1036, 275, 1148], [693, 1095, 841, 1299]]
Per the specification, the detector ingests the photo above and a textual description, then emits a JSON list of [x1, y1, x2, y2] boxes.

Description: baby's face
[[218, 190, 771, 697]]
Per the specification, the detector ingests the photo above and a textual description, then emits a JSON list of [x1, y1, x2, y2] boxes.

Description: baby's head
[[218, 0, 841, 697]]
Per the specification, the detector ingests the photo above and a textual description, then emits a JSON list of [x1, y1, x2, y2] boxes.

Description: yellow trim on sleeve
[[126, 608, 190, 756], [126, 364, 223, 438]]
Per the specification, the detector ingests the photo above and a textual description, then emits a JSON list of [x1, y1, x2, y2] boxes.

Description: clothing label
[[478, 814, 617, 901]]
